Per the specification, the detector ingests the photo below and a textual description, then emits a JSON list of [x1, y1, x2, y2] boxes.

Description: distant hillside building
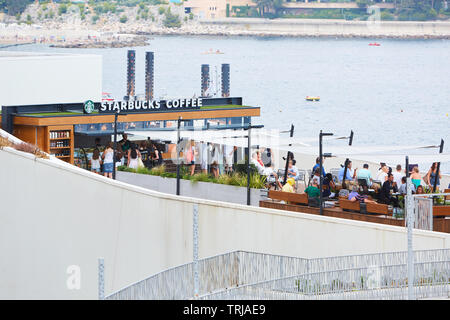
[[184, 0, 252, 19]]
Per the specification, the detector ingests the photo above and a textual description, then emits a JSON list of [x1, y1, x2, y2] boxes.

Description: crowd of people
[[89, 134, 163, 178], [89, 134, 448, 206], [277, 155, 446, 210]]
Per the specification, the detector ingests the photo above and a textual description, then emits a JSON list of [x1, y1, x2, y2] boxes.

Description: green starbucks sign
[[84, 100, 95, 114]]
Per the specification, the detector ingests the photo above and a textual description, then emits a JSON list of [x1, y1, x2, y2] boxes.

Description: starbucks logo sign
[[84, 100, 95, 114]]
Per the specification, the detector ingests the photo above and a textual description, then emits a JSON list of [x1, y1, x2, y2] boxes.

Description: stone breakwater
[[80, 18, 450, 41], [49, 35, 149, 48], [197, 18, 450, 39]]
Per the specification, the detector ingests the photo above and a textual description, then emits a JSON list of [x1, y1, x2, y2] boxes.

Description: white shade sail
[[126, 129, 311, 149], [286, 144, 441, 156], [348, 153, 450, 166], [125, 129, 447, 165]]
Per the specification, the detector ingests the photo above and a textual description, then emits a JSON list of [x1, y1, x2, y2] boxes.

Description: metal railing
[[411, 193, 450, 231], [105, 251, 308, 300], [414, 197, 433, 231], [105, 248, 449, 300], [200, 260, 449, 300]]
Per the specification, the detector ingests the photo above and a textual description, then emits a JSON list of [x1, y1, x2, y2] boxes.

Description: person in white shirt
[[209, 143, 219, 178], [392, 164, 403, 188], [200, 141, 208, 174], [375, 163, 389, 186], [224, 145, 235, 173], [311, 168, 321, 185], [216, 143, 224, 175], [251, 152, 271, 175], [251, 152, 282, 189]]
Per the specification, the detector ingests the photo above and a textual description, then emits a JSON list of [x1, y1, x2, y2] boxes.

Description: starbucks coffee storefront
[[0, 97, 260, 167]]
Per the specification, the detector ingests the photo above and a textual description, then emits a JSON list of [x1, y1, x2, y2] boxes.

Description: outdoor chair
[[297, 170, 306, 185], [329, 168, 340, 183], [306, 169, 312, 186], [357, 179, 368, 192], [357, 179, 368, 187], [277, 169, 285, 183], [308, 197, 319, 208]]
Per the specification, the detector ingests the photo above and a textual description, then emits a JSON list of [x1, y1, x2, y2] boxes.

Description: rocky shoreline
[[1, 3, 449, 49], [137, 29, 450, 40], [49, 35, 149, 48], [2, 21, 450, 50]]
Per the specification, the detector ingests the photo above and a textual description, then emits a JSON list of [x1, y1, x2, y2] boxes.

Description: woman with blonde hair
[[410, 166, 422, 189]]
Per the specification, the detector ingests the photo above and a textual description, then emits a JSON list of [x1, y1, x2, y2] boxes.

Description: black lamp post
[[112, 112, 123, 180], [341, 130, 354, 190], [176, 117, 191, 196], [283, 124, 295, 187], [176, 117, 182, 195], [319, 131, 334, 215], [244, 122, 264, 206], [247, 119, 252, 205], [433, 139, 444, 193]]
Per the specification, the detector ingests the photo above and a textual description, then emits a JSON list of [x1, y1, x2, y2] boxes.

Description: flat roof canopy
[[1, 97, 260, 132]]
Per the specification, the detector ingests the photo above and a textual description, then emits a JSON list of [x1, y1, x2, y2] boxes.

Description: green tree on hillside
[[120, 14, 128, 23], [163, 8, 181, 28], [58, 4, 68, 15], [4, 0, 32, 16], [253, 0, 283, 18], [0, 0, 6, 13]]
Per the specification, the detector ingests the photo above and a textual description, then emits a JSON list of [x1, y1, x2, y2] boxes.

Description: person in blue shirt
[[338, 160, 356, 183], [312, 157, 326, 178], [287, 159, 299, 181], [356, 163, 373, 187]]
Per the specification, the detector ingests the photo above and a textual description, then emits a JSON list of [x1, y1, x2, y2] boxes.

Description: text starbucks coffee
[[99, 98, 202, 113]]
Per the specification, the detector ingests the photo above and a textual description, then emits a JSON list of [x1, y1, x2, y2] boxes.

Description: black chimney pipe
[[126, 50, 136, 99], [145, 51, 154, 101]]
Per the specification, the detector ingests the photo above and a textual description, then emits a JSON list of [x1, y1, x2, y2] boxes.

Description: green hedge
[[117, 164, 267, 189]]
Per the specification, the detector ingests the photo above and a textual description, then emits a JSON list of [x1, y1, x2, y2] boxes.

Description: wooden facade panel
[[46, 125, 74, 164], [433, 218, 450, 233], [260, 201, 449, 233], [13, 125, 37, 146], [260, 201, 405, 227], [433, 206, 450, 217]]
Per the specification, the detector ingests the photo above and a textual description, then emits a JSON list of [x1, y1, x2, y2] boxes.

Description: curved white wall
[[0, 147, 448, 299]]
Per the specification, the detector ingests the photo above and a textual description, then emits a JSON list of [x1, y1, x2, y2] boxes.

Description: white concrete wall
[[201, 18, 450, 37], [0, 52, 102, 108], [0, 146, 449, 299]]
